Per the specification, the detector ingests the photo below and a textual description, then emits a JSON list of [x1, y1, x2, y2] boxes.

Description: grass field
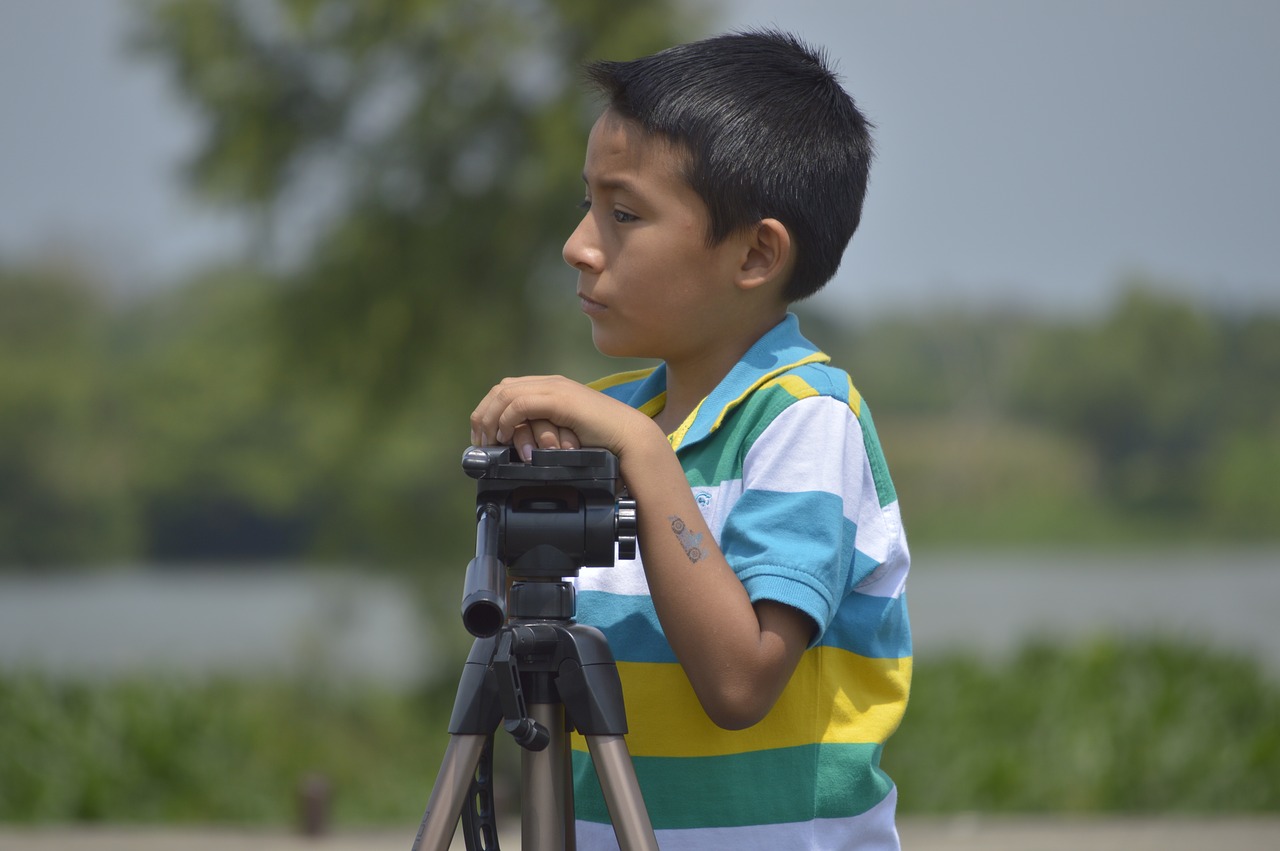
[[2, 637, 1278, 826]]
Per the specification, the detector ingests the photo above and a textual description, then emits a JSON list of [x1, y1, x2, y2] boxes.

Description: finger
[[470, 390, 500, 446], [493, 391, 563, 445], [486, 380, 548, 445], [470, 403, 498, 446], [558, 427, 581, 450], [510, 422, 536, 462], [529, 419, 563, 450], [470, 379, 527, 445], [473, 375, 585, 447]]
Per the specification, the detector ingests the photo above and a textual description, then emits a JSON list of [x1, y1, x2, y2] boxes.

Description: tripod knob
[[504, 717, 551, 751], [616, 498, 638, 561]]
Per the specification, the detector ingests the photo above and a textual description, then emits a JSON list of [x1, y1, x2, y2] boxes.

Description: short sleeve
[[718, 394, 890, 643]]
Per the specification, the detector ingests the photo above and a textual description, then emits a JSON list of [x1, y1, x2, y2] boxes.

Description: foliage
[[0, 673, 455, 824], [1010, 288, 1280, 533], [133, 0, 707, 415], [0, 0, 699, 569], [886, 639, 1280, 812], [0, 269, 137, 563], [3, 638, 1277, 823]]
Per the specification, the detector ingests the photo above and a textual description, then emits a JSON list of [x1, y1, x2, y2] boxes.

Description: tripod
[[411, 447, 659, 851]]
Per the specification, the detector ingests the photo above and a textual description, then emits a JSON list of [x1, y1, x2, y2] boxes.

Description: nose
[[562, 213, 604, 274]]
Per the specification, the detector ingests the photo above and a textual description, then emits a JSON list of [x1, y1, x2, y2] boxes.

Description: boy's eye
[[577, 197, 635, 224]]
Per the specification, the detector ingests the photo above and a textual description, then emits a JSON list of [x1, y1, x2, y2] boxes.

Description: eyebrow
[[582, 172, 642, 196]]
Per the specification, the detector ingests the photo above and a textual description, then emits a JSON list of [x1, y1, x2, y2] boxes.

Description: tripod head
[[459, 446, 637, 637]]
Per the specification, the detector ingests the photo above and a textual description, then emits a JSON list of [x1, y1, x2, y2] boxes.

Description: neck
[[654, 310, 787, 435]]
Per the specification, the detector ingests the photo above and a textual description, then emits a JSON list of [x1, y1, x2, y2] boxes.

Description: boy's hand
[[469, 375, 659, 463]]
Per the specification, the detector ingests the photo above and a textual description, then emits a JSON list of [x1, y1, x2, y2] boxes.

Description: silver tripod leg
[[411, 733, 488, 851], [519, 706, 659, 851], [521, 703, 572, 850], [586, 734, 659, 851]]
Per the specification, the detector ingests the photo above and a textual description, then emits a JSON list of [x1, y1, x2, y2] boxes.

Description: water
[[906, 548, 1280, 674], [2, 550, 1278, 684], [0, 566, 437, 686]]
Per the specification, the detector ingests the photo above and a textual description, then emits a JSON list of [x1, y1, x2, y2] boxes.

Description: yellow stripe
[[759, 370, 863, 418], [768, 373, 820, 401], [667, 397, 705, 450], [638, 392, 667, 419], [586, 371, 665, 422], [587, 368, 656, 392], [846, 373, 863, 417], [587, 369, 666, 420], [572, 646, 911, 758], [708, 352, 830, 434]]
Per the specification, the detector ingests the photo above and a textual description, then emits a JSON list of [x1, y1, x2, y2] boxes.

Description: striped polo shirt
[[571, 313, 912, 851]]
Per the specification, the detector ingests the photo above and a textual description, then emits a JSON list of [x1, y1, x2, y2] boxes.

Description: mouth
[[578, 291, 606, 315]]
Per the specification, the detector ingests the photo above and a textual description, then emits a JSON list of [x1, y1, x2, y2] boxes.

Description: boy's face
[[564, 110, 752, 364]]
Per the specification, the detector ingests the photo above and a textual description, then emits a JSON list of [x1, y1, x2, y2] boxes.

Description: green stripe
[[573, 742, 893, 829], [681, 381, 800, 486], [857, 402, 898, 508]]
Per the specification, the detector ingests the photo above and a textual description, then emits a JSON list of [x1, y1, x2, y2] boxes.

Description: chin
[[590, 326, 645, 360]]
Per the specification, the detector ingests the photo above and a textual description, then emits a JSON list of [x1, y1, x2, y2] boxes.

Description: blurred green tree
[[0, 268, 137, 564], [135, 0, 705, 415], [1015, 287, 1221, 511], [125, 0, 706, 565], [1011, 285, 1280, 526]]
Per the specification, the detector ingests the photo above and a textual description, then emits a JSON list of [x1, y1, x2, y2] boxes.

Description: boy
[[469, 30, 911, 851]]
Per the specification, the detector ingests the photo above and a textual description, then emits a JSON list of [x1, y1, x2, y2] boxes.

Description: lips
[[578, 291, 607, 315]]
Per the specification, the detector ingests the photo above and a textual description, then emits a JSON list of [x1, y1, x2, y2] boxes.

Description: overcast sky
[[2, 1, 1277, 317]]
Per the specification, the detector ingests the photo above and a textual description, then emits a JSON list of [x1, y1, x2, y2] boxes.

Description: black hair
[[584, 29, 874, 302]]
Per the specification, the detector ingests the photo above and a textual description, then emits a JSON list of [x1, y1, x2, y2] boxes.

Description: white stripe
[[743, 397, 897, 564], [574, 784, 900, 851], [854, 514, 910, 599], [577, 557, 649, 596], [742, 396, 863, 499], [692, 479, 739, 539]]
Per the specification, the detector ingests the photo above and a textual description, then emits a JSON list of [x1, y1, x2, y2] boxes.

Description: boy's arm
[[470, 375, 812, 730]]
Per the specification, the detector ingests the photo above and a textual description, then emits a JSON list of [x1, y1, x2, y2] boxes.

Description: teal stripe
[[820, 591, 912, 659], [576, 590, 673, 664], [580, 587, 911, 661], [722, 490, 854, 572], [573, 742, 893, 829], [594, 368, 662, 407], [721, 489, 855, 629]]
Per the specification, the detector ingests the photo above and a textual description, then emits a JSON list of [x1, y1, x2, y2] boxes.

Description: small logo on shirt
[[695, 490, 713, 508]]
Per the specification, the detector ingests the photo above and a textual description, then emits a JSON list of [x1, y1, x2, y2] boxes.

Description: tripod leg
[[412, 734, 488, 851], [585, 735, 659, 851], [521, 702, 571, 851]]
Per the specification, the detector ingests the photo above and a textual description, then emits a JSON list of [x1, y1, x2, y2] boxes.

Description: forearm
[[617, 425, 804, 729]]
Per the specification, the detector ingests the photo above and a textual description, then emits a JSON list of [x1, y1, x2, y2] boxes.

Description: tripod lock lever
[[493, 628, 551, 752]]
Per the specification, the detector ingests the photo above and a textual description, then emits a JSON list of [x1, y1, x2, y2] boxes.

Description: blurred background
[[1, 0, 1277, 836]]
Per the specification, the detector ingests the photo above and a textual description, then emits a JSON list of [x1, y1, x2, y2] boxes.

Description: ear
[[737, 218, 793, 294]]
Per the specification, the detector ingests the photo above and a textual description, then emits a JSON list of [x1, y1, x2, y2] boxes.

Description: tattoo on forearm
[[668, 515, 704, 564]]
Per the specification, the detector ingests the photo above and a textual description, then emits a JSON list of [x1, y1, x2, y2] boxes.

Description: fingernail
[[519, 442, 534, 462]]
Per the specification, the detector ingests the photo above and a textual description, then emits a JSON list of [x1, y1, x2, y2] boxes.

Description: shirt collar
[[626, 313, 829, 451]]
